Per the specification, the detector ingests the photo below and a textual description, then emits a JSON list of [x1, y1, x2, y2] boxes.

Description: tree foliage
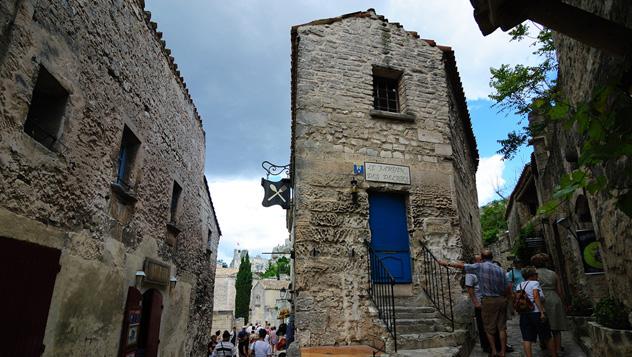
[[489, 24, 558, 160], [234, 253, 253, 323], [490, 23, 632, 216], [480, 199, 508, 245], [260, 256, 290, 279]]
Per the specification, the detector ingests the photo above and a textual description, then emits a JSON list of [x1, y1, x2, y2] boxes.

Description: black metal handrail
[[364, 240, 397, 352], [419, 240, 455, 331]]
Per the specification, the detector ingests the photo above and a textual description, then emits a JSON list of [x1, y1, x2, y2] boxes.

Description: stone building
[[212, 267, 238, 332], [229, 248, 269, 273], [289, 9, 482, 353], [249, 279, 291, 326], [498, 0, 632, 316], [0, 1, 220, 356]]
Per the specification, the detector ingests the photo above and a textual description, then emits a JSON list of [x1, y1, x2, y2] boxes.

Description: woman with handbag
[[515, 266, 557, 357]]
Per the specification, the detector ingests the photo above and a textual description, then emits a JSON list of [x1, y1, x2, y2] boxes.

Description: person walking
[[250, 329, 272, 357], [465, 256, 503, 353], [532, 253, 569, 355], [440, 249, 510, 357], [210, 330, 237, 357], [506, 259, 525, 293], [230, 326, 237, 345], [516, 267, 557, 357]]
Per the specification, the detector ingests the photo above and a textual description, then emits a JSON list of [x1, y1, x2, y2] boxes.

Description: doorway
[[0, 237, 61, 357], [137, 289, 163, 357], [368, 192, 412, 283]]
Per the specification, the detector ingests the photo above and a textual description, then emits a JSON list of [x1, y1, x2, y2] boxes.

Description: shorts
[[481, 296, 507, 335], [519, 312, 552, 342]]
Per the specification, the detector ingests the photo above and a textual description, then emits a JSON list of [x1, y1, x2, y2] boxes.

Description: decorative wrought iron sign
[[261, 178, 291, 209], [261, 161, 291, 209], [261, 161, 290, 178], [364, 162, 411, 185], [143, 258, 170, 286]]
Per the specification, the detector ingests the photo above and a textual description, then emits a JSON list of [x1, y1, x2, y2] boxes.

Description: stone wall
[[0, 0, 220, 355], [529, 0, 631, 313], [290, 10, 480, 348]]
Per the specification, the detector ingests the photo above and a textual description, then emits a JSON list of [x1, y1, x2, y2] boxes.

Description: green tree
[[490, 24, 632, 216], [261, 256, 290, 279], [234, 253, 253, 323], [480, 199, 508, 245]]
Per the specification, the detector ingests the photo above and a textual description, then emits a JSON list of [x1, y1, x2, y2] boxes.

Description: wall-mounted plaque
[[143, 258, 170, 285], [364, 162, 411, 185], [576, 229, 603, 274]]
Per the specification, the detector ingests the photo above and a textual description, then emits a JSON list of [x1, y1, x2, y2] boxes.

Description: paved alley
[[469, 316, 586, 357]]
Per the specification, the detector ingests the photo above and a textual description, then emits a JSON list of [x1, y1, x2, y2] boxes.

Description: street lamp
[[135, 271, 146, 288]]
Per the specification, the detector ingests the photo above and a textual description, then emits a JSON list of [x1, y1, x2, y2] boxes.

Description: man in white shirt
[[250, 329, 272, 357]]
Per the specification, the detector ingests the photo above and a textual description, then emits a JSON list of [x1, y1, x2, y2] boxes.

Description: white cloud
[[476, 154, 506, 206], [383, 0, 540, 99], [207, 176, 288, 264]]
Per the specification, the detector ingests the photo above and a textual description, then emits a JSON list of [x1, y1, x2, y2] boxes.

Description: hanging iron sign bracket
[[261, 161, 291, 209]]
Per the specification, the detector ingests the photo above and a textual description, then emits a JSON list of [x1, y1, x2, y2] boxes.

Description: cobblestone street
[[469, 315, 586, 357]]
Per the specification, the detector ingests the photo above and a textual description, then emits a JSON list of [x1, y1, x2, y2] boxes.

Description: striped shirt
[[464, 261, 507, 297]]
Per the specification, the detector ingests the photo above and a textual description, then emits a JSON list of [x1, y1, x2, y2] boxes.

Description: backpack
[[513, 281, 535, 314]]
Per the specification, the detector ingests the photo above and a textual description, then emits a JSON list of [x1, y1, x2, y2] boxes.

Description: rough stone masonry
[[289, 10, 482, 349], [0, 0, 220, 356]]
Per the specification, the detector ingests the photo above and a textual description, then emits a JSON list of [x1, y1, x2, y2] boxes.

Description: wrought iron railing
[[364, 240, 397, 352], [419, 240, 455, 331]]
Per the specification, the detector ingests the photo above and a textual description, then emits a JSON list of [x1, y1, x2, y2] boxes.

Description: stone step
[[396, 329, 467, 350], [393, 305, 436, 313], [394, 346, 461, 357], [396, 318, 451, 333], [395, 306, 440, 320]]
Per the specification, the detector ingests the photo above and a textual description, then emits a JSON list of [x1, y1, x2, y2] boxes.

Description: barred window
[[373, 67, 402, 113], [373, 76, 399, 112]]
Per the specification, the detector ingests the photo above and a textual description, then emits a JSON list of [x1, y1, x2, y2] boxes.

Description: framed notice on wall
[[576, 229, 604, 274]]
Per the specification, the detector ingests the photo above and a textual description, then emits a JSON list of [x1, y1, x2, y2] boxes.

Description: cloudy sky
[[145, 0, 536, 263]]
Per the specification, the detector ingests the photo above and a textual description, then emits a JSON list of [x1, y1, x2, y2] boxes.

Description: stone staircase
[[391, 296, 470, 356]]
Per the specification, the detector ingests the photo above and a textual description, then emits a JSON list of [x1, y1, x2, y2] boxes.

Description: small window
[[116, 126, 141, 190], [23, 66, 69, 150], [373, 67, 402, 113], [169, 181, 182, 224]]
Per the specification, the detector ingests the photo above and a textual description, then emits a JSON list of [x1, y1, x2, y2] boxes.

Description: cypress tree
[[234, 253, 253, 323]]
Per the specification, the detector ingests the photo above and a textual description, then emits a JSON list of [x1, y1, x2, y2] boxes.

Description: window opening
[[169, 181, 182, 224], [373, 67, 402, 113], [23, 66, 69, 150], [116, 126, 141, 191]]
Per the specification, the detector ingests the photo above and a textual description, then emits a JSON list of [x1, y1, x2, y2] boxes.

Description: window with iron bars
[[373, 76, 400, 112]]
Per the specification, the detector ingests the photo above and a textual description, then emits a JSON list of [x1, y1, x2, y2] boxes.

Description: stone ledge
[[110, 182, 137, 204], [369, 110, 416, 122]]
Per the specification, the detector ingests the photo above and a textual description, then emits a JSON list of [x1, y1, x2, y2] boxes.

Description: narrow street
[[469, 316, 586, 357]]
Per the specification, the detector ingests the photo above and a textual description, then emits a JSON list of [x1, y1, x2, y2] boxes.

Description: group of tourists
[[208, 322, 289, 357], [440, 250, 568, 357]]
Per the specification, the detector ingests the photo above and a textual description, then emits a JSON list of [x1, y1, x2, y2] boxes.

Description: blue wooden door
[[368, 192, 412, 283]]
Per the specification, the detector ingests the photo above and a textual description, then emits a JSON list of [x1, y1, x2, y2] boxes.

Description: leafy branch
[[490, 23, 632, 216]]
